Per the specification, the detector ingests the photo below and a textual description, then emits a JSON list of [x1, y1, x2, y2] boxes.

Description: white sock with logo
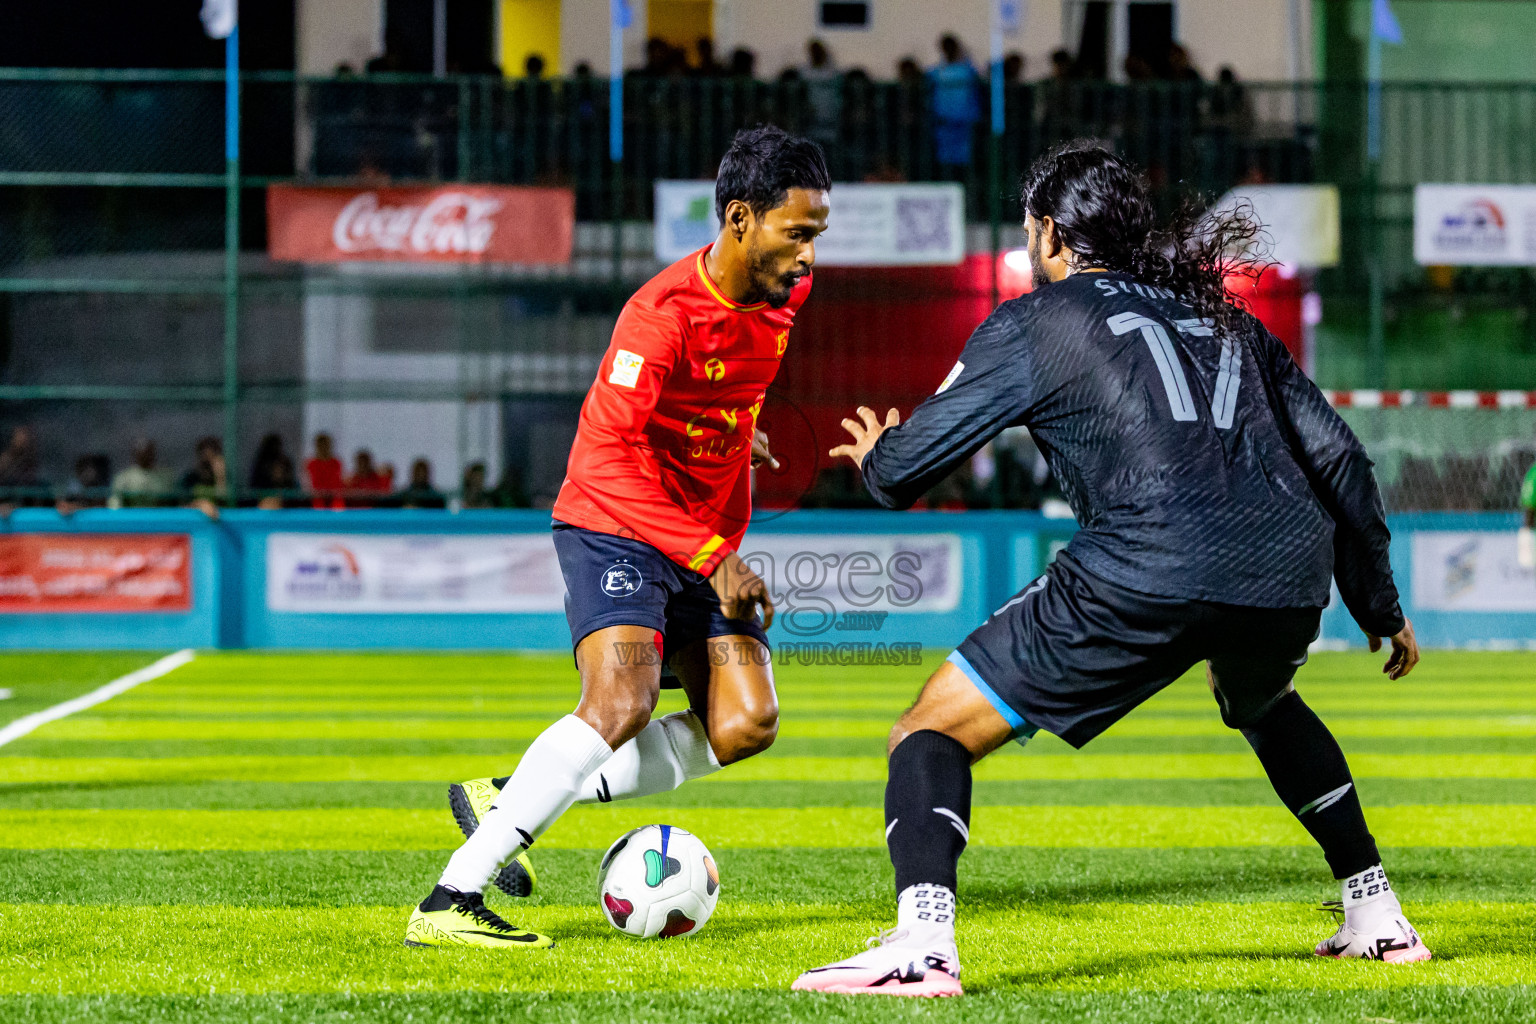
[[896, 883, 957, 948], [438, 714, 612, 893], [575, 710, 721, 803], [1341, 864, 1402, 932]]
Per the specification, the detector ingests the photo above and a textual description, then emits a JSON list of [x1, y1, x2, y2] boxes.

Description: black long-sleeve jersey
[[862, 271, 1405, 636]]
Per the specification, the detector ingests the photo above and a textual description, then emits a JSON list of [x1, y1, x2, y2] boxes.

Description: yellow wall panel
[[500, 0, 561, 77]]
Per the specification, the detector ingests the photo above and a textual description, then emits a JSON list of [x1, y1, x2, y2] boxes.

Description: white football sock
[[575, 710, 721, 803], [897, 883, 957, 947], [1341, 864, 1401, 931], [438, 714, 611, 893]]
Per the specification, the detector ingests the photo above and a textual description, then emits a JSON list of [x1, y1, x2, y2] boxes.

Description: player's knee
[[710, 705, 779, 765], [576, 670, 658, 747]]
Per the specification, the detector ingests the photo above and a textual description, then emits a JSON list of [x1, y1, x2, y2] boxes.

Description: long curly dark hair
[[1019, 141, 1267, 332]]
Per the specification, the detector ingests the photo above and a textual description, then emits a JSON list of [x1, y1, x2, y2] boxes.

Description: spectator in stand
[[111, 439, 175, 508], [524, 54, 545, 79], [398, 458, 447, 509], [928, 35, 981, 175], [729, 47, 756, 78], [1167, 43, 1203, 83], [803, 39, 842, 150], [492, 464, 530, 508], [57, 454, 111, 514], [306, 433, 345, 509], [692, 38, 722, 77], [1209, 65, 1255, 139], [1040, 48, 1078, 144], [346, 449, 393, 506], [249, 433, 295, 493], [640, 37, 674, 77], [180, 436, 228, 510], [0, 426, 41, 503], [1123, 53, 1155, 81], [460, 462, 493, 509], [1002, 51, 1025, 84], [255, 460, 297, 510]]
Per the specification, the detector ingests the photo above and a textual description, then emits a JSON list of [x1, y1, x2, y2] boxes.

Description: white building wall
[[297, 0, 384, 75], [298, 1, 1312, 83]]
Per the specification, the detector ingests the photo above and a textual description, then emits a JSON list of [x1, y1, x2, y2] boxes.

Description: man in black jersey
[[792, 144, 1427, 999]]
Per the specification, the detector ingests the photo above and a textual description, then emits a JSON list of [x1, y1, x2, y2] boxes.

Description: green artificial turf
[[2, 648, 1533, 1022]]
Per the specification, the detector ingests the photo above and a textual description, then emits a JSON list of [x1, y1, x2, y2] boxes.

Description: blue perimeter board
[[0, 507, 1524, 651]]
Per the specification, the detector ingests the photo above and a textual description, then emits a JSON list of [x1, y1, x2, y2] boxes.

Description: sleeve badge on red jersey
[[610, 349, 645, 388]]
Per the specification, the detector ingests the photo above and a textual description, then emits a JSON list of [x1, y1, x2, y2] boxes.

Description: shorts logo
[[601, 561, 644, 597]]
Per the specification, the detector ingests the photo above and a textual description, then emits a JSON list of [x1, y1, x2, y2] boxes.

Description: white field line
[[0, 649, 196, 748]]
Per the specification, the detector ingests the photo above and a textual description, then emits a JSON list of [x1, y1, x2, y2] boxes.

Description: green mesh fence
[[0, 69, 1533, 508]]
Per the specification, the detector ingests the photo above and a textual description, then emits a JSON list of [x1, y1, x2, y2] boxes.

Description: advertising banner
[[1413, 185, 1536, 266], [1210, 184, 1340, 268], [0, 534, 191, 613], [266, 533, 566, 613], [654, 181, 965, 266], [1411, 531, 1536, 611], [267, 184, 575, 265], [737, 532, 964, 637]]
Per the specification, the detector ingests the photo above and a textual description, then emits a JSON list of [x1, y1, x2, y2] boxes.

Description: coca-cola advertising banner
[[0, 534, 192, 613], [267, 184, 574, 265]]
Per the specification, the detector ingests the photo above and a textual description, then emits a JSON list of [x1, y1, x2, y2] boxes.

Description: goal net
[[1329, 391, 1536, 514]]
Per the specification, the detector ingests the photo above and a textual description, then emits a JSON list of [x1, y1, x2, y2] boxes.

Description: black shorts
[[552, 523, 768, 683], [952, 550, 1322, 749]]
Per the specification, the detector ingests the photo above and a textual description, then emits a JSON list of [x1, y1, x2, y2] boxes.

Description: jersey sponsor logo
[[703, 357, 726, 381], [609, 349, 645, 388], [936, 361, 965, 394], [600, 560, 644, 597]]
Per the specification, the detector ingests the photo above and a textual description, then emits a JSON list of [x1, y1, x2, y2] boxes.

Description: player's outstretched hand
[[708, 550, 775, 630], [750, 429, 780, 470], [829, 406, 900, 470], [1365, 618, 1419, 680]]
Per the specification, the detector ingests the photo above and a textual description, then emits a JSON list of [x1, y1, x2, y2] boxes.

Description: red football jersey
[[553, 247, 811, 575]]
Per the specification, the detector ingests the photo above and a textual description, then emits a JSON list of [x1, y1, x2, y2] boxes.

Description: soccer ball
[[597, 824, 720, 938]]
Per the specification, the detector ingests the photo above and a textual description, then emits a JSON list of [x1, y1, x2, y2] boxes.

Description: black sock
[[885, 729, 973, 894], [1240, 689, 1380, 879]]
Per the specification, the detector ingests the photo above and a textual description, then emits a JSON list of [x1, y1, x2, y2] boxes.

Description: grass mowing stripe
[[8, 847, 1534, 908], [35, 713, 1536, 741], [6, 753, 1534, 784], [6, 989, 1536, 1024], [0, 653, 177, 726], [19, 735, 1536, 759], [97, 696, 1536, 720], [2, 805, 1532, 850], [1, 901, 1530, 994], [0, 650, 194, 748], [12, 778, 1536, 811]]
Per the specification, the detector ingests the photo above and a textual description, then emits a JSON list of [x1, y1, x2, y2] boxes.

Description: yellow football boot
[[404, 885, 552, 949], [448, 777, 536, 898]]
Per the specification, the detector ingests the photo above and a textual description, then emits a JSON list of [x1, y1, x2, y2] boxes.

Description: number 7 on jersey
[[1107, 312, 1240, 429]]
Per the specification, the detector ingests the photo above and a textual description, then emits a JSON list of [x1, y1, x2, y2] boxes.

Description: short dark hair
[[714, 126, 830, 223]]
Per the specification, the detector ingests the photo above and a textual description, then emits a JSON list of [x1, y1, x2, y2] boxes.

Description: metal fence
[[2, 69, 1535, 510]]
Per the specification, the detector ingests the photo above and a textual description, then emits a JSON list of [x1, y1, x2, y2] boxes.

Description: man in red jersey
[[405, 126, 831, 949]]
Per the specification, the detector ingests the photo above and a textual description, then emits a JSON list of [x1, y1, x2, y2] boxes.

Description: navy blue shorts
[[552, 523, 768, 680], [951, 550, 1322, 749]]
